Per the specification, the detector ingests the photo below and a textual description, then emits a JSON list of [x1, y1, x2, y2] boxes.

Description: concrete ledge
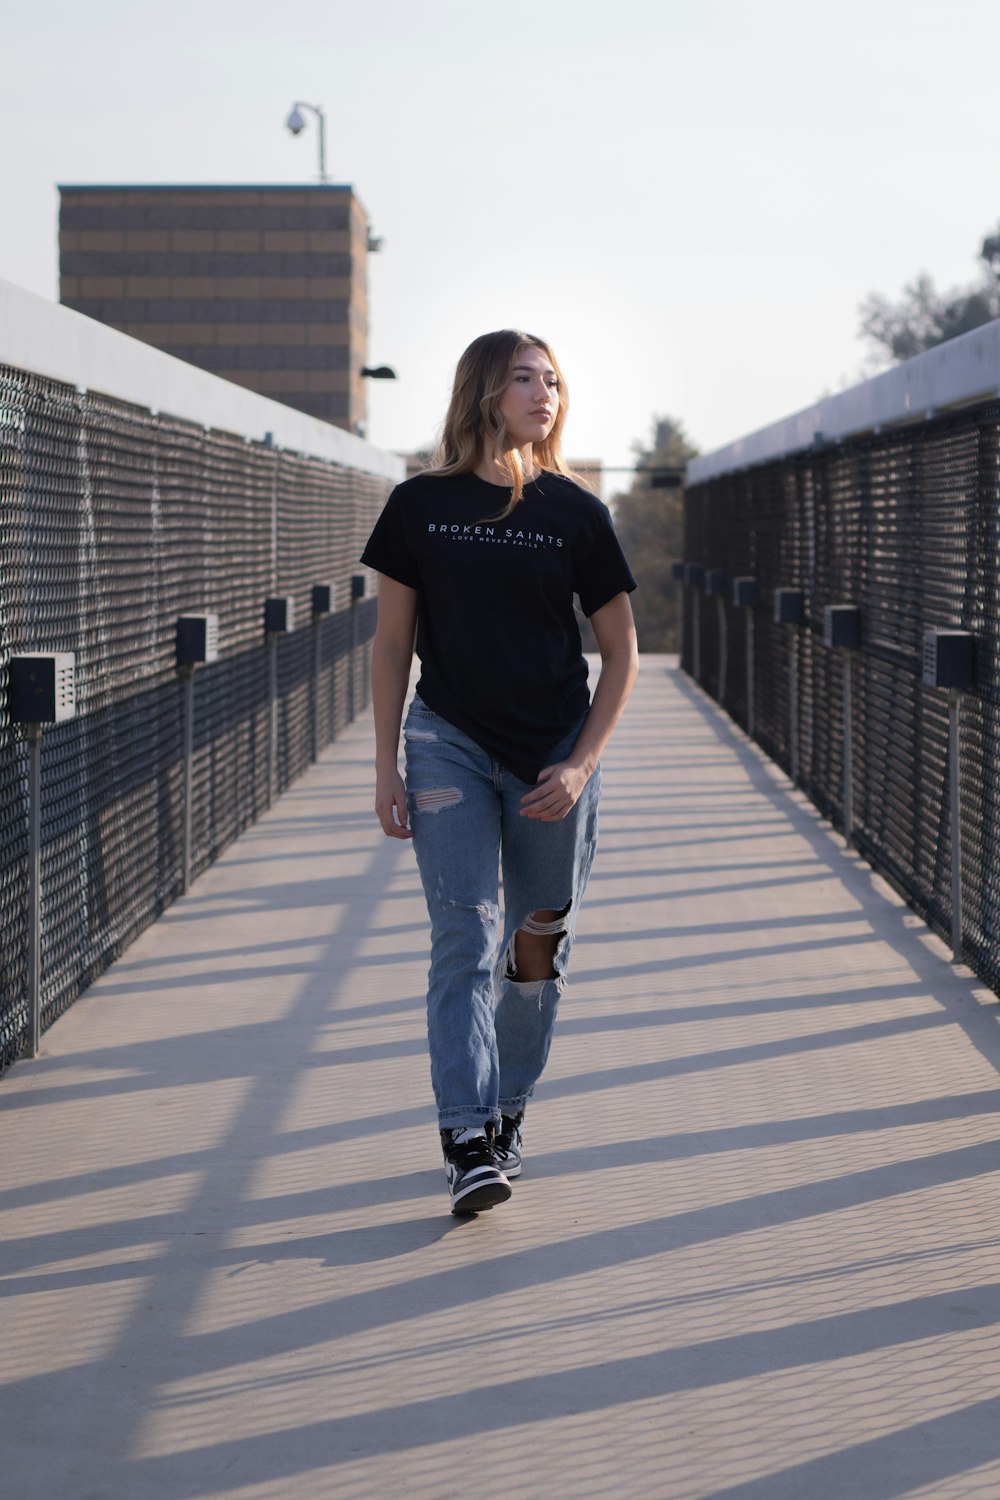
[[0, 276, 403, 482], [688, 317, 1000, 485]]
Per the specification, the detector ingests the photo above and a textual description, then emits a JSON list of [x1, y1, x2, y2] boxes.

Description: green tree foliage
[[609, 417, 698, 653], [860, 222, 1000, 363]]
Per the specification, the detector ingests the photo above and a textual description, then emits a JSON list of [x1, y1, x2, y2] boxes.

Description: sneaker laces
[[444, 1128, 496, 1167]]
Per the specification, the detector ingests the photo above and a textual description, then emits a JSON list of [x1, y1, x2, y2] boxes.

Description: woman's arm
[[520, 590, 639, 821], [371, 575, 419, 839]]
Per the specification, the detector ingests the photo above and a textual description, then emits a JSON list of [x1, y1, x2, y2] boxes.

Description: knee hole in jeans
[[508, 901, 572, 983]]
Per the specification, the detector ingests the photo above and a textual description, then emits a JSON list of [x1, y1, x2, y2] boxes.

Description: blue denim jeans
[[404, 696, 601, 1130]]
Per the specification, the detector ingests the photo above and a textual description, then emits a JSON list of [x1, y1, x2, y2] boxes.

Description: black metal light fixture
[[285, 101, 329, 182]]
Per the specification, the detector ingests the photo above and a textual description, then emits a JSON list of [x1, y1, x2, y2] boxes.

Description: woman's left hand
[[520, 761, 591, 821]]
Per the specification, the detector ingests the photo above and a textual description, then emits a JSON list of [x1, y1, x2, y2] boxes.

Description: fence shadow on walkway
[[4, 663, 1000, 1497]]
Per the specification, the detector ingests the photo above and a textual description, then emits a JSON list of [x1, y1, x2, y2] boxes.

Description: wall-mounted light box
[[823, 605, 861, 652], [176, 614, 220, 666], [8, 653, 77, 724], [264, 596, 295, 634], [922, 629, 974, 690], [773, 588, 804, 625]]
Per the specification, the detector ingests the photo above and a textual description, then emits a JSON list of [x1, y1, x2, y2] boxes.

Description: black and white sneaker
[[493, 1113, 524, 1179], [441, 1127, 511, 1215]]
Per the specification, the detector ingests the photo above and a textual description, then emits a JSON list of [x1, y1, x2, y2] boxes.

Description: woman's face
[[497, 345, 560, 448]]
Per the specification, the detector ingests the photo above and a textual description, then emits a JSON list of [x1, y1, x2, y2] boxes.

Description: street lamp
[[361, 365, 397, 380], [285, 101, 328, 182]]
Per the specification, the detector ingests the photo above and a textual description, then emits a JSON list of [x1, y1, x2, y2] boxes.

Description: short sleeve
[[574, 503, 637, 617], [360, 487, 419, 588]]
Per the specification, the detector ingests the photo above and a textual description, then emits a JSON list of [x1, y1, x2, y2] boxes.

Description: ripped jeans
[[404, 695, 601, 1130]]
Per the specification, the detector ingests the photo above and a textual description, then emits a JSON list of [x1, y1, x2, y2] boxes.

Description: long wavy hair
[[428, 330, 574, 518]]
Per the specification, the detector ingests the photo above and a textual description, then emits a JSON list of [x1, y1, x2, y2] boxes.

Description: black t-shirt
[[360, 469, 636, 783]]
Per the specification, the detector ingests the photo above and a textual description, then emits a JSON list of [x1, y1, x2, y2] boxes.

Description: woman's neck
[[474, 443, 536, 486]]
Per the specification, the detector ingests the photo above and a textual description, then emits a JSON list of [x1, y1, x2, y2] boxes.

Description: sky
[[3, 0, 999, 491]]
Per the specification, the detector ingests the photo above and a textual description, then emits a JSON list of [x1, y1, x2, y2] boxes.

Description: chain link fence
[[683, 397, 1000, 994], [1, 363, 391, 1069]]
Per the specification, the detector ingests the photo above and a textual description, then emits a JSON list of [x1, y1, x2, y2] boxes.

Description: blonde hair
[[428, 330, 575, 517]]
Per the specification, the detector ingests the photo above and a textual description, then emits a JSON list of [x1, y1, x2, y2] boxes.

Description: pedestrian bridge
[[6, 275, 1000, 1497], [5, 658, 1000, 1499]]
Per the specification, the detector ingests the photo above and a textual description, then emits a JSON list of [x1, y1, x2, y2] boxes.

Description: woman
[[361, 329, 638, 1214]]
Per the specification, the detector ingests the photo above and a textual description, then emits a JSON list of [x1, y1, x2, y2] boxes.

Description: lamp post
[[285, 102, 329, 182]]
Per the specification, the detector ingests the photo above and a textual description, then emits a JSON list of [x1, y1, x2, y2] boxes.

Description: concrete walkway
[[4, 659, 1000, 1500]]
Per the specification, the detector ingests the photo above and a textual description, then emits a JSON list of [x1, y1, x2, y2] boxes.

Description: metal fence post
[[705, 571, 726, 704], [685, 565, 704, 683], [717, 596, 727, 705], [264, 597, 295, 809], [311, 585, 333, 763], [181, 666, 195, 890], [774, 590, 804, 785], [921, 628, 974, 965], [8, 653, 77, 1057], [788, 632, 799, 784], [349, 575, 367, 720], [671, 562, 685, 660], [733, 578, 757, 738], [26, 725, 41, 1057], [175, 615, 220, 895], [823, 606, 861, 849], [268, 636, 278, 809], [313, 620, 322, 761], [693, 598, 701, 684], [746, 614, 755, 736], [843, 656, 854, 847], [949, 689, 962, 962]]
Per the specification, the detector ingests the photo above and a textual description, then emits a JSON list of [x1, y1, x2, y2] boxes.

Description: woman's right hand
[[375, 769, 412, 840]]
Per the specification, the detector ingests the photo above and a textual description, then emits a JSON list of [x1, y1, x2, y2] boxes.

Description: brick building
[[58, 184, 370, 433]]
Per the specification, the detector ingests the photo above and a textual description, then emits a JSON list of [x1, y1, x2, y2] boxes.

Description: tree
[[859, 222, 1000, 364], [609, 417, 698, 653]]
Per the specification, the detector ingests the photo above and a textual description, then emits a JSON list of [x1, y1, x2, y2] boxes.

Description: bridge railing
[[681, 320, 1000, 994], [0, 280, 402, 1069]]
